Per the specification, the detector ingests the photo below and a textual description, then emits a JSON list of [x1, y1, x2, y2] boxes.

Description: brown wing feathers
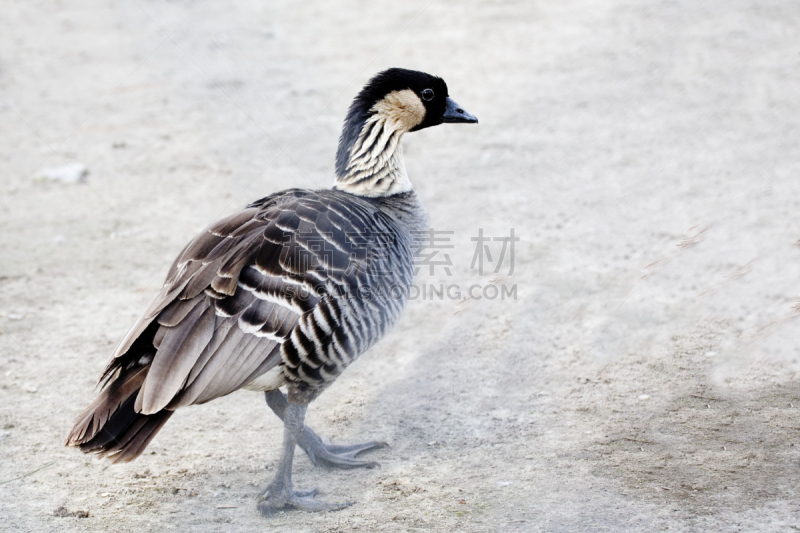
[[66, 203, 287, 459], [137, 300, 216, 414]]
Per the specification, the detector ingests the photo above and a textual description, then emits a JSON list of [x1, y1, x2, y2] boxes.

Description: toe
[[318, 455, 380, 469], [257, 489, 353, 517], [312, 440, 388, 469], [326, 440, 388, 455], [293, 486, 319, 498], [290, 496, 354, 513], [257, 498, 288, 517]]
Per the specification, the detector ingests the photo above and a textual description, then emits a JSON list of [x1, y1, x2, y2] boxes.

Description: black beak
[[442, 97, 478, 124]]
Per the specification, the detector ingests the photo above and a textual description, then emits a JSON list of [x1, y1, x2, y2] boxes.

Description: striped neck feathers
[[333, 89, 425, 198]]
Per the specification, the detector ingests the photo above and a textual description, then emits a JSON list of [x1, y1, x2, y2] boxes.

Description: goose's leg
[[265, 390, 387, 469], [257, 401, 353, 516]]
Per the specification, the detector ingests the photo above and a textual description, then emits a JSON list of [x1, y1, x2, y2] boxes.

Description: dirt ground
[[2, 0, 800, 531]]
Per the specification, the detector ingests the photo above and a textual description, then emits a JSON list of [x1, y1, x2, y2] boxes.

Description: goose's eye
[[421, 88, 434, 101]]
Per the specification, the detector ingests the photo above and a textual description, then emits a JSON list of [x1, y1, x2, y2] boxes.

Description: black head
[[349, 68, 476, 131], [336, 68, 478, 178]]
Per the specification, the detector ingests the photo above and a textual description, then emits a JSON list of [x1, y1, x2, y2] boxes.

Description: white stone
[[39, 163, 87, 183]]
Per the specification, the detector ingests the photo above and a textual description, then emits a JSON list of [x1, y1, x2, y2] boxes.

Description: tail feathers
[[66, 366, 148, 446], [78, 396, 173, 463], [65, 366, 174, 463]]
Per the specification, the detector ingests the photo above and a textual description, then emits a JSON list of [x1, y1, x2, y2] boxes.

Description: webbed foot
[[265, 389, 388, 469], [299, 429, 387, 469], [257, 485, 352, 516]]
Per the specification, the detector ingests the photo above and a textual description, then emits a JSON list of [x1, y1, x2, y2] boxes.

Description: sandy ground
[[2, 0, 800, 531]]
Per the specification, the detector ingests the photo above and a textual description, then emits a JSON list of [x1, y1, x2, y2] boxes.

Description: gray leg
[[257, 401, 353, 516], [265, 390, 387, 468]]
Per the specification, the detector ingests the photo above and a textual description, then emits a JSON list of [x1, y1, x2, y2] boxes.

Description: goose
[[65, 68, 478, 515]]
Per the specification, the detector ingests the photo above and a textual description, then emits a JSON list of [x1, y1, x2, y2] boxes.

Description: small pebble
[[53, 506, 90, 518], [39, 163, 88, 183], [24, 385, 38, 393], [704, 351, 717, 357], [8, 313, 23, 320], [638, 394, 650, 400]]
